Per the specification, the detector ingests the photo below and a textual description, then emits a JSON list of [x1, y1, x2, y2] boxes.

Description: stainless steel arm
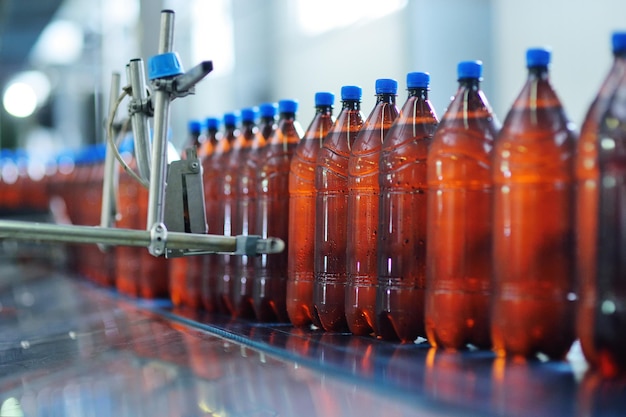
[[0, 220, 284, 256]]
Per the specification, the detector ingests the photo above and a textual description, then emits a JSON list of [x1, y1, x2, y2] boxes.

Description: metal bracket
[[149, 222, 168, 256]]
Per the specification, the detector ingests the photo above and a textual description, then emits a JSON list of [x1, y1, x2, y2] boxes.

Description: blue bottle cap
[[526, 47, 551, 67], [407, 72, 430, 88], [147, 52, 185, 80], [457, 61, 483, 80], [223, 112, 238, 126], [279, 99, 298, 114], [205, 117, 220, 131], [612, 31, 626, 54], [375, 78, 398, 94], [241, 107, 257, 123], [188, 120, 202, 134], [315, 92, 335, 107], [341, 85, 362, 101], [259, 102, 278, 118]]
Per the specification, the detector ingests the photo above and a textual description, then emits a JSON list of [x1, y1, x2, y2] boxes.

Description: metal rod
[[158, 10, 175, 54], [128, 59, 152, 181], [99, 73, 121, 235], [146, 10, 175, 230]]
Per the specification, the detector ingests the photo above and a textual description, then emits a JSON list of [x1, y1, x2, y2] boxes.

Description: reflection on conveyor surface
[[0, 259, 625, 417]]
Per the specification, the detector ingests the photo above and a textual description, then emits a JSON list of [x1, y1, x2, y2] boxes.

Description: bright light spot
[[31, 20, 84, 65], [602, 300, 616, 315], [298, 0, 407, 35], [0, 397, 24, 417], [3, 82, 37, 118], [601, 137, 616, 150]]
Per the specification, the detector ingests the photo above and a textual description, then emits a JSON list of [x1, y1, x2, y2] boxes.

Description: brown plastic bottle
[[314, 86, 364, 332], [204, 114, 236, 314], [287, 92, 335, 327], [232, 103, 276, 319], [425, 61, 499, 350], [254, 99, 303, 322], [378, 72, 439, 342], [593, 33, 626, 378], [116, 138, 142, 296], [199, 117, 220, 312], [221, 108, 256, 316], [492, 48, 576, 359], [169, 120, 205, 308], [215, 112, 239, 314], [346, 79, 399, 336], [575, 32, 626, 369]]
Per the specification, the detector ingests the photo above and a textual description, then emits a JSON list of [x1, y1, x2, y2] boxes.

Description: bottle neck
[[458, 78, 481, 90], [375, 93, 396, 105], [315, 105, 333, 116], [189, 132, 201, 148], [342, 99, 361, 111], [408, 87, 428, 100], [279, 112, 296, 121], [527, 66, 549, 80]]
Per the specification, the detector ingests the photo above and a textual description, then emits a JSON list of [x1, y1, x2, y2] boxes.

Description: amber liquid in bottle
[[199, 121, 219, 311], [203, 121, 232, 312], [232, 106, 275, 319], [576, 35, 626, 368], [254, 100, 303, 322], [378, 73, 439, 342], [287, 94, 334, 327], [425, 62, 499, 350], [346, 80, 399, 336], [223, 110, 256, 317], [169, 122, 205, 308], [594, 68, 626, 378], [314, 87, 364, 332], [116, 143, 142, 297], [492, 49, 576, 359]]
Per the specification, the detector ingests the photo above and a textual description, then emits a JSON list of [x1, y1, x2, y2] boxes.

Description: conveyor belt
[[0, 257, 622, 417]]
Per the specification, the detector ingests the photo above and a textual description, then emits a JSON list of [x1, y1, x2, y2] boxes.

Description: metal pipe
[[100, 72, 121, 236], [128, 59, 152, 181], [0, 220, 282, 254], [158, 10, 175, 54], [146, 10, 175, 231]]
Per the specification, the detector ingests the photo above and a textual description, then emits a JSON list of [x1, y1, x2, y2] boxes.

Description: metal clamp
[[149, 222, 168, 256]]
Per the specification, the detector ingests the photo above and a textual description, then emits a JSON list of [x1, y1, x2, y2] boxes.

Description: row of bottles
[[0, 37, 623, 377]]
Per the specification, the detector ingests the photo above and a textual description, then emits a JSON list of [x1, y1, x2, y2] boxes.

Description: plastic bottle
[[204, 113, 238, 314], [576, 32, 626, 369], [314, 86, 364, 332], [254, 99, 303, 322], [377, 72, 439, 342], [346, 79, 399, 336], [592, 34, 626, 378], [169, 120, 206, 308], [424, 61, 499, 350], [492, 48, 576, 359], [200, 117, 221, 311], [232, 103, 277, 319], [287, 92, 335, 327], [200, 117, 220, 159], [222, 107, 256, 316], [116, 137, 142, 297]]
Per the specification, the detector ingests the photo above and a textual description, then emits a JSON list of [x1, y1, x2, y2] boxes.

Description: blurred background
[[0, 0, 625, 155]]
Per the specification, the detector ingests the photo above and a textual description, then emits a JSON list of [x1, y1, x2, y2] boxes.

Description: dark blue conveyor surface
[[0, 257, 624, 417]]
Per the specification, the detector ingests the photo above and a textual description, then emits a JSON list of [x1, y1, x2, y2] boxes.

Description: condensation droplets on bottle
[[425, 61, 499, 350], [492, 48, 576, 360]]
